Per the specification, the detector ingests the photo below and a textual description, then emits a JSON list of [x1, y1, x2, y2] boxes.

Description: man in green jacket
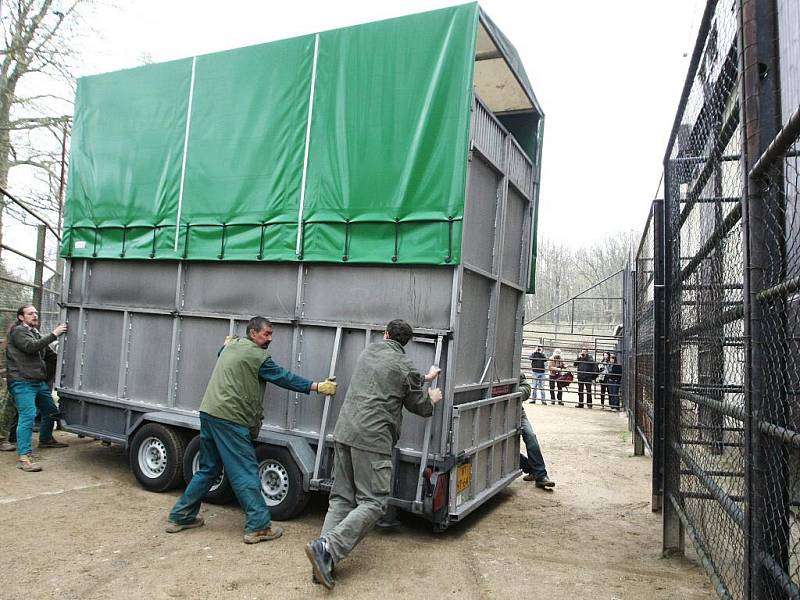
[[166, 316, 337, 544], [305, 319, 442, 589], [6, 304, 68, 472]]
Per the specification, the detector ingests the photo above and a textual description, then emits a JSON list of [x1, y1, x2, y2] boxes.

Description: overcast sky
[[73, 0, 702, 249]]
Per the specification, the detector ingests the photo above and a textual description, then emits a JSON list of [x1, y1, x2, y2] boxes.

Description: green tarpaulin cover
[[63, 3, 533, 272]]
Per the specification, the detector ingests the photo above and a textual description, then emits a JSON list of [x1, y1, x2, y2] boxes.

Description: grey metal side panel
[[261, 323, 294, 429], [127, 313, 173, 405], [174, 317, 229, 410], [290, 325, 338, 433], [495, 285, 521, 381], [67, 260, 84, 303], [182, 262, 298, 318], [61, 307, 81, 390], [81, 310, 124, 396], [462, 159, 499, 274], [502, 187, 526, 284], [396, 337, 441, 452], [85, 261, 177, 308], [301, 265, 452, 330], [454, 271, 491, 386]]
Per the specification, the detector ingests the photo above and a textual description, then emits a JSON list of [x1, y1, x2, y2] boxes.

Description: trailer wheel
[[255, 445, 309, 520], [182, 435, 235, 504], [129, 423, 186, 492]]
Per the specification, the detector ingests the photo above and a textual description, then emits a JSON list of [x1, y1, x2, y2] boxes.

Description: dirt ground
[[0, 404, 715, 600]]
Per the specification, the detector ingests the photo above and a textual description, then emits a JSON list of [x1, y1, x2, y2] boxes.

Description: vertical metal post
[[661, 171, 684, 553], [414, 335, 443, 509], [652, 199, 665, 514], [740, 0, 785, 597], [631, 262, 645, 454], [312, 326, 342, 481], [570, 298, 575, 334], [32, 224, 46, 309]]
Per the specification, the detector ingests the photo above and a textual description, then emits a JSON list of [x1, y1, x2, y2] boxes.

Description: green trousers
[[321, 442, 392, 563], [0, 382, 16, 442]]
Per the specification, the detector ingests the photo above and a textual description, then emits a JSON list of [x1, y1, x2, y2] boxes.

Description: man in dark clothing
[[166, 316, 337, 544], [518, 374, 555, 488], [529, 346, 547, 404], [6, 304, 68, 472], [305, 319, 443, 589], [573, 347, 598, 408], [607, 355, 623, 410]]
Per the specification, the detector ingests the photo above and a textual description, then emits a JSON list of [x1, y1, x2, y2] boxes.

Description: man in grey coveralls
[[305, 319, 442, 589]]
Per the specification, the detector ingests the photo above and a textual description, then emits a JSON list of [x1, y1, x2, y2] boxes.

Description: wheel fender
[[253, 430, 315, 490], [128, 412, 200, 447]]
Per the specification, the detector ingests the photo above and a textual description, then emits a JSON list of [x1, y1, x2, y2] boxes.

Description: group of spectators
[[528, 346, 623, 410]]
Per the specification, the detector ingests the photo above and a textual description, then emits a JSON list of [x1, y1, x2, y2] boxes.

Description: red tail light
[[433, 473, 448, 512]]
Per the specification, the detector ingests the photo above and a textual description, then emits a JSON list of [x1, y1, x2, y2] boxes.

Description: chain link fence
[[0, 186, 63, 373], [623, 0, 800, 597]]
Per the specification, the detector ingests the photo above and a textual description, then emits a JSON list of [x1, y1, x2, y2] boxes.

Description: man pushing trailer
[[166, 316, 337, 543], [305, 319, 443, 589]]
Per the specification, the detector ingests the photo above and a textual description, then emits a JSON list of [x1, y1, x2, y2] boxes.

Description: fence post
[[740, 0, 785, 597], [661, 172, 684, 554], [32, 224, 46, 309], [651, 198, 665, 514]]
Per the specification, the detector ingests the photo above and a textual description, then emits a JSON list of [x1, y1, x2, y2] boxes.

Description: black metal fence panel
[[620, 0, 800, 597], [634, 205, 656, 456]]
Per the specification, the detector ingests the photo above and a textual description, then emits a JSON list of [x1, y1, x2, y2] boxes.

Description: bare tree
[[527, 231, 635, 327], [0, 0, 89, 248]]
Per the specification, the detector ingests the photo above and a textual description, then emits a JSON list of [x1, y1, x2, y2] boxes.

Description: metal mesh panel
[[663, 1, 746, 597], [615, 2, 800, 597], [0, 188, 63, 374], [635, 207, 656, 453], [746, 58, 800, 600]]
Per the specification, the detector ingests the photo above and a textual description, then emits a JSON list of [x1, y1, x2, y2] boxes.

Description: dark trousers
[[577, 381, 592, 407], [549, 378, 557, 401], [169, 412, 270, 533], [598, 382, 608, 405], [520, 412, 548, 479]]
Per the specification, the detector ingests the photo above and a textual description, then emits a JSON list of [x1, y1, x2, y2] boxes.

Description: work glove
[[316, 378, 337, 396]]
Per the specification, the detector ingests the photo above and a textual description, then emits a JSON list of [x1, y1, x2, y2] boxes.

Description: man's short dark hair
[[385, 319, 413, 346], [246, 316, 272, 336]]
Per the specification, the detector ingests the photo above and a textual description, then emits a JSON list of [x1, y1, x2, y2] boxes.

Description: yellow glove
[[316, 379, 337, 396]]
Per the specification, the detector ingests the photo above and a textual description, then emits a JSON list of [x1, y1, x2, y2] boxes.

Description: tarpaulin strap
[[182, 224, 192, 259], [218, 224, 227, 259], [174, 56, 197, 252], [120, 226, 128, 258], [446, 216, 454, 263], [150, 226, 160, 258], [296, 33, 320, 258], [91, 226, 99, 258], [257, 223, 267, 260], [342, 220, 351, 262], [392, 219, 400, 263]]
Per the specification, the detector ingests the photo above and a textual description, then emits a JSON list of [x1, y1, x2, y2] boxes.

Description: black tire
[[182, 435, 235, 504], [129, 422, 186, 492], [255, 445, 309, 520]]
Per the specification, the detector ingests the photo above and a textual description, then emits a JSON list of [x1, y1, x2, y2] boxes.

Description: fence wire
[[664, 0, 746, 597], [622, 0, 800, 598], [634, 207, 656, 455], [0, 188, 63, 373]]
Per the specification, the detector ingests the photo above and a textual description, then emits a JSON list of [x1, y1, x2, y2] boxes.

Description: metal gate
[[623, 0, 800, 597]]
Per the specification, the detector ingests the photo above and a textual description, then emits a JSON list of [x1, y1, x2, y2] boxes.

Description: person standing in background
[[607, 355, 623, 411], [597, 352, 611, 409], [548, 349, 566, 405], [529, 346, 548, 404]]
